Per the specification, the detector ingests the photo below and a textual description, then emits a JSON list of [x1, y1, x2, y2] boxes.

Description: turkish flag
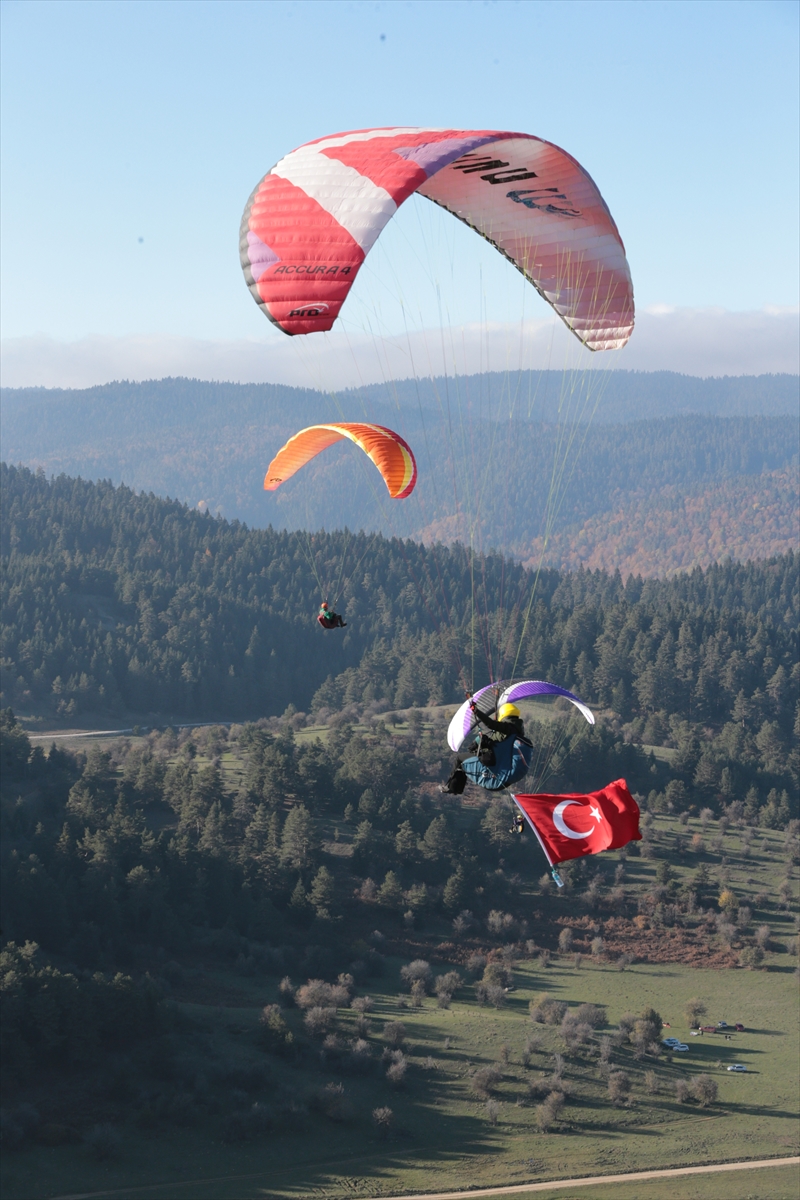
[[514, 779, 641, 866]]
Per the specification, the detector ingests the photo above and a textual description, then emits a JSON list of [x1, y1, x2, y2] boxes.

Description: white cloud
[[1, 307, 798, 390]]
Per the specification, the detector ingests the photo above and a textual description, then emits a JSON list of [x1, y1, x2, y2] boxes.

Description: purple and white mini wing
[[499, 680, 595, 725]]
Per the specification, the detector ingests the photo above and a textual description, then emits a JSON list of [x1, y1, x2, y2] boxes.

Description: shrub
[[558, 928, 574, 953], [717, 920, 737, 946], [410, 979, 427, 1007], [590, 936, 604, 959], [535, 1090, 564, 1131], [470, 1065, 502, 1097], [400, 960, 432, 993], [257, 1004, 293, 1054], [278, 976, 296, 1006], [322, 1033, 343, 1058], [485, 984, 506, 1008], [684, 997, 707, 1027], [754, 924, 772, 949], [85, 1124, 121, 1160], [561, 1016, 592, 1053], [689, 1074, 718, 1107], [304, 1006, 336, 1038], [487, 910, 518, 938], [466, 953, 487, 976], [527, 1076, 553, 1099], [738, 945, 765, 969], [310, 1082, 353, 1122], [485, 1099, 500, 1125], [452, 910, 474, 937], [435, 970, 462, 998], [386, 1052, 408, 1087], [346, 1038, 372, 1072], [574, 1003, 606, 1028], [350, 995, 374, 1014], [482, 961, 512, 988], [607, 1071, 630, 1106], [382, 1021, 407, 1049], [296, 979, 334, 1009], [372, 1106, 393, 1136], [330, 984, 351, 1008], [644, 1070, 659, 1094], [674, 1079, 690, 1102], [529, 995, 568, 1025]]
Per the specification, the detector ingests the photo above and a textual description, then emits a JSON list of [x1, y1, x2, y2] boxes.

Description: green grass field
[[4, 957, 797, 1200]]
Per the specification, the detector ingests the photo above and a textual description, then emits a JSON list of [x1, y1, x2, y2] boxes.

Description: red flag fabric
[[514, 779, 641, 866]]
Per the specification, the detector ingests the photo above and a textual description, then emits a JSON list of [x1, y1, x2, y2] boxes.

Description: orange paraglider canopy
[[264, 422, 417, 499]]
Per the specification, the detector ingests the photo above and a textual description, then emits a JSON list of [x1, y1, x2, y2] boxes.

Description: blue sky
[[1, 0, 798, 381]]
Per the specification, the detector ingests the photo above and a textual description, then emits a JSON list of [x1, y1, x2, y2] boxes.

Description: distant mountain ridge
[[1, 372, 797, 575]]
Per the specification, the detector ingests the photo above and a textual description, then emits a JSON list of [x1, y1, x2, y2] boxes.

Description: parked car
[[663, 1037, 681, 1046], [717, 1021, 729, 1029], [672, 1043, 689, 1052], [701, 1025, 717, 1033], [727, 1064, 747, 1071], [735, 1023, 745, 1032]]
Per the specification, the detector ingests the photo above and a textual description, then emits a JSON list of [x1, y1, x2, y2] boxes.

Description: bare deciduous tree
[[684, 997, 706, 1028], [607, 1071, 630, 1106], [689, 1074, 718, 1107], [535, 1090, 565, 1132]]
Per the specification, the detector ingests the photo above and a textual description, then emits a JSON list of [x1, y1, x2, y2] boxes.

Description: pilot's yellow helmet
[[497, 702, 521, 721]]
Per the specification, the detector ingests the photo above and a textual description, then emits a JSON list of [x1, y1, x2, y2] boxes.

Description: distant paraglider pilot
[[318, 601, 346, 630], [440, 701, 533, 795]]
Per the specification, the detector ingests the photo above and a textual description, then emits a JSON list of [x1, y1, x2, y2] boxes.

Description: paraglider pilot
[[318, 601, 346, 630], [440, 701, 533, 795]]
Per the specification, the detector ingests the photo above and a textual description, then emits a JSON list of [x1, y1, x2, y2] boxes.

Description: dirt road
[[49, 1154, 800, 1200], [379, 1156, 800, 1199]]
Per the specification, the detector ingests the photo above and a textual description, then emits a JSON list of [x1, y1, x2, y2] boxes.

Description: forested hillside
[[1, 465, 797, 816], [524, 467, 798, 578], [2, 375, 797, 574], [1, 466, 798, 1175]]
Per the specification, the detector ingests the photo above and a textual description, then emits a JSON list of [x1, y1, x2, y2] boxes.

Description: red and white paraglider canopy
[[240, 127, 634, 350]]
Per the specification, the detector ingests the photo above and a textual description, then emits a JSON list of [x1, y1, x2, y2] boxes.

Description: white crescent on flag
[[552, 799, 592, 839]]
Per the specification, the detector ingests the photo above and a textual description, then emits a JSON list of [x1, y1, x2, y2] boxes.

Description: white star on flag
[[589, 805, 603, 823]]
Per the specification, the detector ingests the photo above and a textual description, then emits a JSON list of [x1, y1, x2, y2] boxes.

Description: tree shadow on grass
[[275, 1104, 499, 1195]]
